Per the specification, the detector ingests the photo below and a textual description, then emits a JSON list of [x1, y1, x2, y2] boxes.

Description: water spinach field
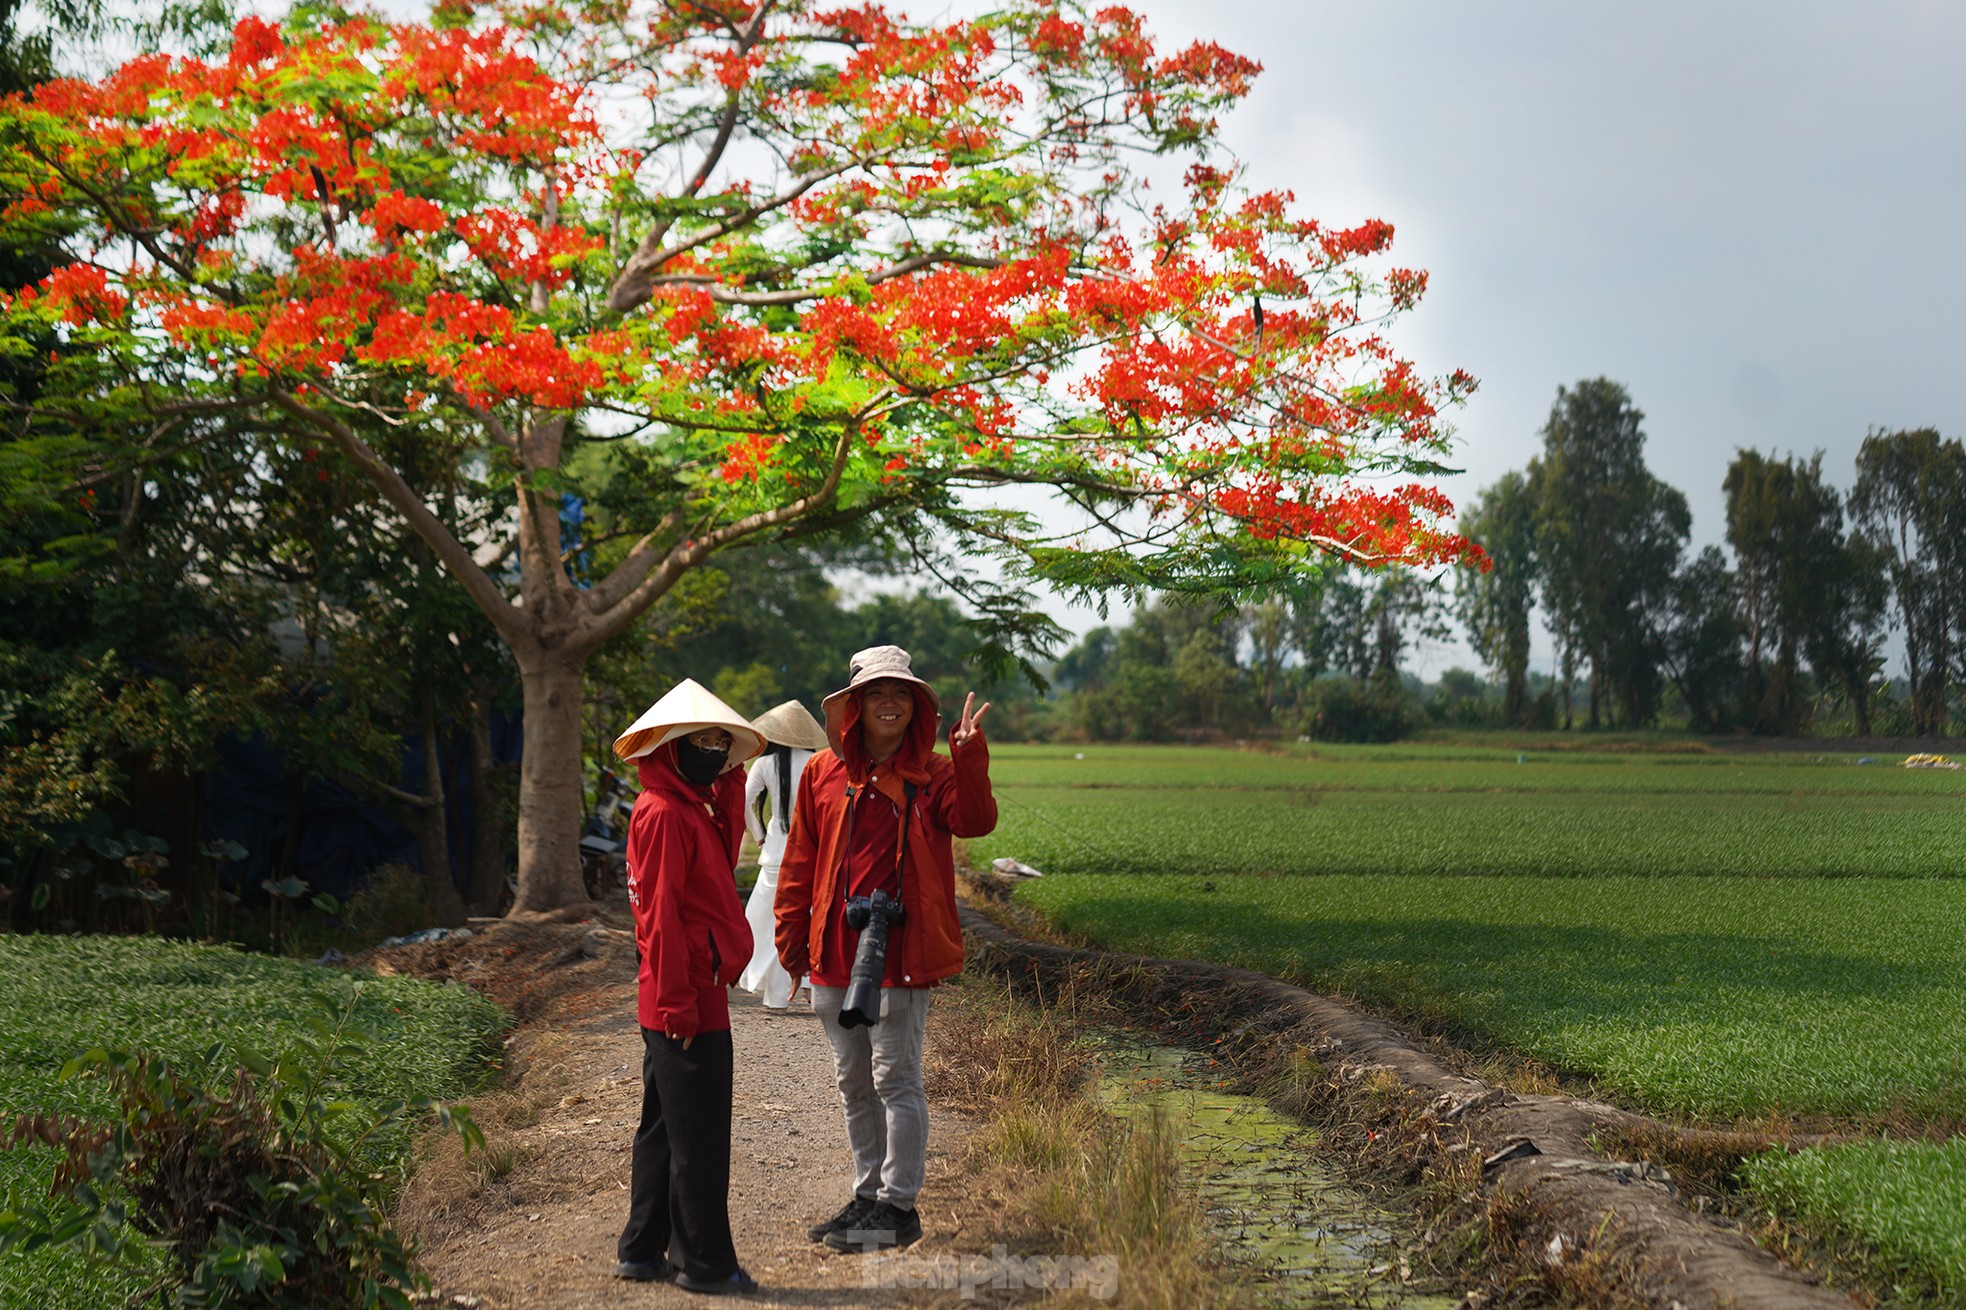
[[0, 937, 505, 1310], [970, 740, 1966, 1302]]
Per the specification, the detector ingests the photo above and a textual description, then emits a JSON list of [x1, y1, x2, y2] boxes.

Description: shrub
[[344, 863, 440, 944], [0, 995, 481, 1309], [1301, 674, 1415, 743]]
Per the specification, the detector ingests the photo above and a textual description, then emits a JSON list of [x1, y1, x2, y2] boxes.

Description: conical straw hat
[[750, 700, 829, 753], [613, 678, 768, 769]]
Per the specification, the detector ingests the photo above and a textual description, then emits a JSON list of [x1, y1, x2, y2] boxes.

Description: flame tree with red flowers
[[0, 0, 1484, 914]]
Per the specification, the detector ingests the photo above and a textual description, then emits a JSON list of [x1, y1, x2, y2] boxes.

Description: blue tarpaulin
[[199, 710, 523, 901]]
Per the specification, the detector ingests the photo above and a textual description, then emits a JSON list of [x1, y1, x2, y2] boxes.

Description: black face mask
[[676, 739, 727, 786]]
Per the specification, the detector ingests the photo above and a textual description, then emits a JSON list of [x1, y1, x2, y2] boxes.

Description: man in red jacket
[[775, 645, 995, 1253]]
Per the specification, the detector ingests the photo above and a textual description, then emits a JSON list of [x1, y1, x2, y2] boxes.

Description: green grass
[[0, 935, 506, 1310], [1741, 1141, 1966, 1302], [989, 741, 1966, 797], [980, 785, 1963, 879], [982, 746, 1966, 1115], [980, 741, 1966, 1305], [1012, 872, 1966, 1120], [976, 744, 1965, 880]]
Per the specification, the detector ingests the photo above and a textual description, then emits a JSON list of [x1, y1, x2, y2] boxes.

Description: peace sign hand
[[951, 691, 991, 748]]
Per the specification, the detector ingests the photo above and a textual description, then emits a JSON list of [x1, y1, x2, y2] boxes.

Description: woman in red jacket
[[610, 679, 766, 1296]]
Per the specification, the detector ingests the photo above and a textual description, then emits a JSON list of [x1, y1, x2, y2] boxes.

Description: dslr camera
[[838, 890, 905, 1028]]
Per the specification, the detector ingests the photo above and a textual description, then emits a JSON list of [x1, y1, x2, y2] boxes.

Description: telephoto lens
[[838, 890, 904, 1028]]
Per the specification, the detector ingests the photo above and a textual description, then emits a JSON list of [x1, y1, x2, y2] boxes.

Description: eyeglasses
[[685, 728, 733, 750]]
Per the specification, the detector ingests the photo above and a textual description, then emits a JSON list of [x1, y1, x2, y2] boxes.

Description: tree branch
[[608, 151, 871, 313], [580, 420, 859, 645], [580, 506, 688, 615], [645, 250, 1007, 307], [271, 392, 528, 649]]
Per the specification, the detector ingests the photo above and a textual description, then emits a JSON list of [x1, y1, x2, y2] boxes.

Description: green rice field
[[974, 743, 1964, 879], [0, 936, 506, 1310], [1742, 1141, 1966, 1301], [970, 740, 1966, 1300]]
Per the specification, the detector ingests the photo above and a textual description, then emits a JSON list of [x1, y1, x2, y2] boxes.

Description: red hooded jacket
[[626, 744, 752, 1038], [773, 684, 995, 988]]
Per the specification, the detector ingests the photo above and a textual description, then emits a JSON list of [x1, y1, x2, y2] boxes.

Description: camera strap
[[840, 780, 918, 906], [890, 781, 918, 898]]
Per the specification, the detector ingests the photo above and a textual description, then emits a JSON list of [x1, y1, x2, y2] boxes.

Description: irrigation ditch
[[1092, 1032, 1460, 1308], [957, 901, 1860, 1310]]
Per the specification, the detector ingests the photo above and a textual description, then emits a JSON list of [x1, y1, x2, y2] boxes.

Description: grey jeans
[[810, 984, 931, 1208]]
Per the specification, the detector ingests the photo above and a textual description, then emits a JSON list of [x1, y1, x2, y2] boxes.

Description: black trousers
[[618, 1027, 740, 1279]]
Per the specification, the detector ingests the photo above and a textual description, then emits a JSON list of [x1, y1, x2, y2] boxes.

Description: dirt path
[[381, 919, 978, 1309]]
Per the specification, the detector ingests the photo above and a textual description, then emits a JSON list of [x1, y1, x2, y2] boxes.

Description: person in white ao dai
[[739, 701, 827, 1008]]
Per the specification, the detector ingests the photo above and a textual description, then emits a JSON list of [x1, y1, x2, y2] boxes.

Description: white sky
[[1025, 0, 1966, 675], [1135, 0, 1966, 525]]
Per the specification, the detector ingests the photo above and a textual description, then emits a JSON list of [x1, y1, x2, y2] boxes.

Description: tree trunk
[[511, 649, 593, 915], [464, 686, 512, 916], [1560, 641, 1575, 731], [414, 701, 470, 927]]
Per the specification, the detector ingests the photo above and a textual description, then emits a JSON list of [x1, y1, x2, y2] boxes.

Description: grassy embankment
[[0, 935, 505, 1310], [924, 971, 1255, 1310], [969, 739, 1966, 1303]]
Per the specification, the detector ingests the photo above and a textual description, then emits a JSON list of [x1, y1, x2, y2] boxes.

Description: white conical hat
[[751, 700, 829, 753], [613, 678, 768, 768]]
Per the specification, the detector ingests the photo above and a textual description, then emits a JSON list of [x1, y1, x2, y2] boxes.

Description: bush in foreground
[[0, 936, 504, 1308], [2, 1011, 481, 1309]]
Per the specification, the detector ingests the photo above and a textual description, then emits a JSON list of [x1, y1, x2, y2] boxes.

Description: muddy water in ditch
[[1094, 1037, 1458, 1309]]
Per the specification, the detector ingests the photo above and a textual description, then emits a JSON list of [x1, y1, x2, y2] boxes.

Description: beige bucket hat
[[819, 645, 938, 752], [613, 678, 767, 770], [750, 700, 830, 753]]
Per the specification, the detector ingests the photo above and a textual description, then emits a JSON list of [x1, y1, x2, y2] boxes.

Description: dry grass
[[924, 974, 1256, 1309], [395, 1087, 554, 1245], [1477, 1185, 1642, 1310], [386, 926, 631, 1249]]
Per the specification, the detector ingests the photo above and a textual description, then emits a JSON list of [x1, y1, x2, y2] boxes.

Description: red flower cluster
[[0, 0, 1484, 580]]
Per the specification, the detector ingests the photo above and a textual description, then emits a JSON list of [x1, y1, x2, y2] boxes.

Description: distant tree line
[[1049, 378, 1965, 743]]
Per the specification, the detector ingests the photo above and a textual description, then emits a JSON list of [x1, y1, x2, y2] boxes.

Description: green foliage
[[0, 936, 503, 1310], [1301, 673, 1415, 742], [0, 1007, 482, 1310], [1456, 471, 1537, 724], [1056, 580, 1454, 743], [1740, 1141, 1966, 1304], [339, 864, 440, 947], [1528, 378, 1689, 729], [0, 647, 272, 865], [585, 541, 1052, 786], [1851, 428, 1966, 738], [977, 743, 1966, 1120], [1725, 449, 1889, 735]]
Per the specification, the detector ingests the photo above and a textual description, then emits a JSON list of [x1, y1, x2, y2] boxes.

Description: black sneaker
[[674, 1266, 759, 1296], [805, 1194, 876, 1242], [614, 1258, 674, 1282], [822, 1200, 922, 1253]]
